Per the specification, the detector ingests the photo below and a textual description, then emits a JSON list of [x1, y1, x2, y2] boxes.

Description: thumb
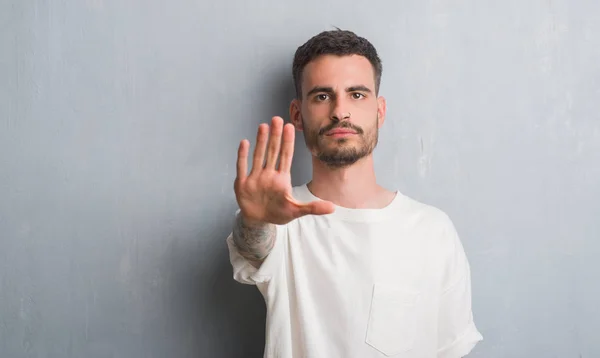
[[298, 200, 336, 217]]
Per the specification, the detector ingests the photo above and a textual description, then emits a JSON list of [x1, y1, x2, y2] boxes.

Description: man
[[226, 29, 483, 358]]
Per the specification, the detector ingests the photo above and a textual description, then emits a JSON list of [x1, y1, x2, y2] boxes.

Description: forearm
[[232, 212, 276, 268]]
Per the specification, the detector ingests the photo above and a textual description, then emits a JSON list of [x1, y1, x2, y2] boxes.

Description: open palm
[[234, 116, 334, 225]]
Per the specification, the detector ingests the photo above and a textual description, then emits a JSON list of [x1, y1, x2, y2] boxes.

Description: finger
[[236, 139, 249, 181], [250, 123, 269, 176], [278, 123, 295, 173], [265, 117, 283, 169], [296, 200, 336, 217]]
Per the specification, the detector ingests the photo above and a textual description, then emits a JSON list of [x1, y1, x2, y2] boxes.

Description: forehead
[[301, 55, 375, 94]]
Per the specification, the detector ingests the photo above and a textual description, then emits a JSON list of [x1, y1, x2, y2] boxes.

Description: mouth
[[325, 129, 358, 138]]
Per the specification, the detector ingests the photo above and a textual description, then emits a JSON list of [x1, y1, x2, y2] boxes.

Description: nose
[[332, 112, 351, 122], [331, 102, 352, 122]]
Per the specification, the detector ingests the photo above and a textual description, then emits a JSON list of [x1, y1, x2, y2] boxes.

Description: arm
[[437, 218, 483, 358], [231, 212, 276, 268], [231, 117, 333, 270]]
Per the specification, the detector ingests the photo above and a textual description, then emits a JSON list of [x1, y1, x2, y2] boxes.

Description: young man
[[226, 29, 483, 358]]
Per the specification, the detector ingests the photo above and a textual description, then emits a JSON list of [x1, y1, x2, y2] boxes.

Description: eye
[[316, 94, 329, 101], [352, 93, 365, 99]]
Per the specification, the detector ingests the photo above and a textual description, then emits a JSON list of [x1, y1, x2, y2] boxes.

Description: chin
[[321, 137, 355, 147]]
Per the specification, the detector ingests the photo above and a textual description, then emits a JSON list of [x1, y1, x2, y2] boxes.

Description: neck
[[308, 155, 391, 209]]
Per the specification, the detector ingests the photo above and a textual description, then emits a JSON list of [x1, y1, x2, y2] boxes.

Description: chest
[[286, 218, 445, 291]]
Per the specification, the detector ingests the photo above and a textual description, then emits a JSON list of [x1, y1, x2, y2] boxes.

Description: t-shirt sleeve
[[437, 218, 483, 358], [225, 209, 285, 285]]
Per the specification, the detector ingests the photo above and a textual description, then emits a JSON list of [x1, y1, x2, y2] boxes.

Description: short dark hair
[[292, 29, 383, 98]]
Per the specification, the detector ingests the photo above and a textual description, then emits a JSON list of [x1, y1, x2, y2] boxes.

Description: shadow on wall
[[266, 63, 314, 187], [155, 223, 267, 358], [160, 69, 307, 358]]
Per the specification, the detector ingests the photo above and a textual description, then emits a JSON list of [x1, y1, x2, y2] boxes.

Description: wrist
[[239, 211, 268, 228]]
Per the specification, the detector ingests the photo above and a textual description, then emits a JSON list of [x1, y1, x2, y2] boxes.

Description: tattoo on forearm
[[232, 214, 276, 263]]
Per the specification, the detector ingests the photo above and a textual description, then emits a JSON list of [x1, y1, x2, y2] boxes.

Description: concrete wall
[[1, 0, 599, 357]]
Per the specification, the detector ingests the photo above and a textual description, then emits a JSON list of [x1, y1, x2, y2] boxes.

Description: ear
[[376, 96, 387, 128], [289, 98, 304, 131]]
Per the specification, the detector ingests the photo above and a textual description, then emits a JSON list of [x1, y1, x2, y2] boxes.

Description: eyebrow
[[306, 85, 373, 97]]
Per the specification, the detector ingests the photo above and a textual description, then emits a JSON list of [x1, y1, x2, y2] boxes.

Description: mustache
[[319, 122, 364, 136]]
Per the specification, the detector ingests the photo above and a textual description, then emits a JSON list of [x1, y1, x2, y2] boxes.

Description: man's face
[[292, 54, 385, 169]]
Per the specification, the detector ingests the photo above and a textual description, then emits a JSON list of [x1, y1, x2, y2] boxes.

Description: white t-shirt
[[226, 184, 483, 358]]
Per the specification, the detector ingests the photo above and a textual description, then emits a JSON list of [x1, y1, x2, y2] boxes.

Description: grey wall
[[1, 0, 599, 357]]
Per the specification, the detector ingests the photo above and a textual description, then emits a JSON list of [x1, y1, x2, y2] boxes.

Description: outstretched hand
[[234, 116, 335, 225]]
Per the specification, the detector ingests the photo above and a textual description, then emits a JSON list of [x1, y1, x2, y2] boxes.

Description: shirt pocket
[[365, 283, 420, 356]]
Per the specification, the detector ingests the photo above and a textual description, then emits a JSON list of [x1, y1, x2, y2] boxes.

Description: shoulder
[[397, 192, 455, 230], [394, 192, 461, 252]]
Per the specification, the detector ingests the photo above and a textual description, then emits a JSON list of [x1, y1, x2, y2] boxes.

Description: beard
[[303, 115, 379, 169]]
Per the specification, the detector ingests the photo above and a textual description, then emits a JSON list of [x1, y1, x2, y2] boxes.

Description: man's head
[[289, 29, 386, 169], [292, 29, 383, 99]]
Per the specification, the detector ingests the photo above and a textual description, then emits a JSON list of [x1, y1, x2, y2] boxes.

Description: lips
[[325, 129, 357, 136]]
